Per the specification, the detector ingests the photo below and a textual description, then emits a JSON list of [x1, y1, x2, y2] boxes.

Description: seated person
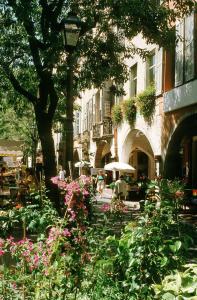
[[17, 168, 37, 204], [114, 175, 128, 201], [23, 168, 37, 191]]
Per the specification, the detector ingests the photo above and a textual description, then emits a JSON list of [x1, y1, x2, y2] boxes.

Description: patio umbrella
[[104, 162, 135, 173], [74, 161, 91, 168]]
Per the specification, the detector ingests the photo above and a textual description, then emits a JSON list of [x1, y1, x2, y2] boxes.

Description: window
[[146, 49, 163, 95], [74, 111, 80, 136], [88, 98, 93, 130], [146, 52, 156, 87], [94, 91, 101, 123], [155, 48, 163, 95], [185, 13, 195, 81], [130, 64, 137, 97], [175, 12, 195, 87], [83, 109, 87, 131], [175, 21, 184, 86]]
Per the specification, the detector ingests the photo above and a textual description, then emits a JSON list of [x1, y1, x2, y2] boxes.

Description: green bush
[[122, 97, 137, 127], [111, 103, 123, 125], [153, 264, 197, 299], [136, 85, 156, 124]]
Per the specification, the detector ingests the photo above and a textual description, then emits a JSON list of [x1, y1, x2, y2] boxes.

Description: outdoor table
[[0, 190, 10, 198], [0, 190, 10, 206]]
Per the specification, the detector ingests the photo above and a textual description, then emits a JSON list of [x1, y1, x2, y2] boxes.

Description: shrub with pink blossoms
[[52, 176, 92, 226]]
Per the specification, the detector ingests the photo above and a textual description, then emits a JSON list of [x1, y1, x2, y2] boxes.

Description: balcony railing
[[92, 123, 101, 139], [164, 79, 197, 113], [92, 118, 113, 140], [103, 118, 113, 136]]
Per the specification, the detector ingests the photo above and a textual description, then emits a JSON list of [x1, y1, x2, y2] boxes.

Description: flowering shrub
[[0, 223, 90, 299], [0, 178, 196, 300], [100, 198, 128, 215], [51, 175, 93, 227]]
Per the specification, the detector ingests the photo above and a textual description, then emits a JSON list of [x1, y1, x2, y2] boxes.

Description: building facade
[[72, 11, 197, 185], [163, 11, 197, 187]]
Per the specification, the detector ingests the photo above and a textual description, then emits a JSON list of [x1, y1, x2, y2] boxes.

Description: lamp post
[[61, 13, 82, 179]]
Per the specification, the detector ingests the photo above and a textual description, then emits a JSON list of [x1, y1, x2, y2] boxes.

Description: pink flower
[[122, 205, 128, 213], [0, 238, 4, 247], [100, 203, 111, 212], [62, 229, 71, 237], [68, 209, 76, 221], [34, 254, 39, 265], [0, 249, 5, 256]]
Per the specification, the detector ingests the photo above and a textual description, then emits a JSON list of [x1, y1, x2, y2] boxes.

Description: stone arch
[[94, 141, 111, 168], [121, 129, 155, 179], [164, 113, 197, 186]]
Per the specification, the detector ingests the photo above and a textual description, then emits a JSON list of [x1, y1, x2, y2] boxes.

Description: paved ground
[[94, 187, 140, 210]]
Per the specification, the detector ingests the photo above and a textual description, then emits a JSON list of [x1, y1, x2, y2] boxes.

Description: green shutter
[[175, 21, 184, 87], [185, 12, 195, 82], [155, 48, 163, 95]]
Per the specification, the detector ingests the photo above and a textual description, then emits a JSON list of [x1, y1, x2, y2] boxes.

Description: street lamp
[[61, 14, 82, 49], [61, 13, 82, 179]]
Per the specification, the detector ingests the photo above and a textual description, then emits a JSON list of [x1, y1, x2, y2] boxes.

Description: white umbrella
[[104, 162, 135, 173], [74, 161, 91, 168]]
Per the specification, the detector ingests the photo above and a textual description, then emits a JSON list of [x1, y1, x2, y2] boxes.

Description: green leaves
[[136, 85, 156, 125], [122, 98, 137, 128], [153, 264, 197, 299], [169, 241, 182, 253], [111, 103, 123, 126]]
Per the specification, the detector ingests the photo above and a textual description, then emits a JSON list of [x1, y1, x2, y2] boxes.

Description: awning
[[0, 139, 24, 157]]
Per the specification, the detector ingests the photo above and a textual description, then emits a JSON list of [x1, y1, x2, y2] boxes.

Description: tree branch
[[1, 64, 37, 104], [52, 0, 64, 21]]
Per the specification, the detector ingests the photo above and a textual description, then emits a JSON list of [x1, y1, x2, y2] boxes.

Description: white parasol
[[74, 161, 91, 168], [104, 162, 135, 173]]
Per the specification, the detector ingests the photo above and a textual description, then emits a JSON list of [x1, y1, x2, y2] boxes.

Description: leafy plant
[[111, 104, 123, 126], [153, 264, 197, 299], [122, 98, 137, 127], [0, 188, 59, 237], [82, 179, 195, 300], [0, 178, 196, 300], [136, 85, 156, 124]]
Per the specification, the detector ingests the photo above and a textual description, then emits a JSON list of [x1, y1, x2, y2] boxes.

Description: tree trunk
[[35, 109, 61, 213]]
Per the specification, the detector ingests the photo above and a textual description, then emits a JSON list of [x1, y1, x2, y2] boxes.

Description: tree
[[0, 0, 195, 209]]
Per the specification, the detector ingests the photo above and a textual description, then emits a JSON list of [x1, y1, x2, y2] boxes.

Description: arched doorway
[[130, 150, 149, 179], [95, 141, 112, 168], [164, 114, 197, 187], [121, 129, 155, 179]]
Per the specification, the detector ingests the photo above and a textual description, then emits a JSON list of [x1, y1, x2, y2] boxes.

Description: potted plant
[[122, 98, 137, 127], [136, 85, 156, 124]]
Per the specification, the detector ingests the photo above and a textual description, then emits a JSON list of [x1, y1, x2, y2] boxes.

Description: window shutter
[[92, 95, 96, 124], [130, 64, 137, 97], [85, 102, 88, 131], [89, 98, 93, 129], [185, 12, 195, 82], [155, 48, 163, 96], [145, 58, 150, 88], [175, 21, 184, 87]]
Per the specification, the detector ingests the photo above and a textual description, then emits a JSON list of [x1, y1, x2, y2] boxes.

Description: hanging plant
[[136, 85, 156, 125], [122, 98, 137, 128], [111, 104, 123, 126]]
